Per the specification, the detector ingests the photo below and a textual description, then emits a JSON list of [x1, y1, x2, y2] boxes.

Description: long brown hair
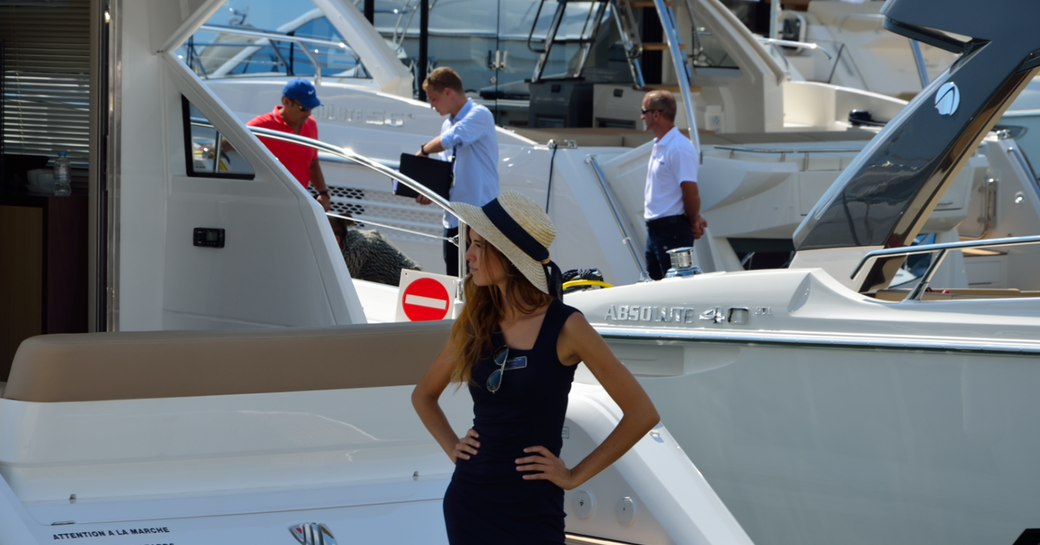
[[448, 242, 552, 385]]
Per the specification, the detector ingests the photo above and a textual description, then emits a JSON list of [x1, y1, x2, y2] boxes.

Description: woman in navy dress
[[412, 192, 660, 545]]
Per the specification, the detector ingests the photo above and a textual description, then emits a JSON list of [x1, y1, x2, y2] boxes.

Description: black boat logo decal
[[290, 522, 337, 545]]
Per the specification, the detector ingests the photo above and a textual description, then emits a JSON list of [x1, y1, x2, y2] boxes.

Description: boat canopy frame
[[793, 0, 1040, 293]]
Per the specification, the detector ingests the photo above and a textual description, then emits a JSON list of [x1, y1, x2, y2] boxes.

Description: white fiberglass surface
[[23, 492, 450, 545], [636, 341, 1040, 545], [0, 387, 468, 502], [115, 1, 364, 329], [564, 264, 1040, 545], [0, 380, 750, 544]]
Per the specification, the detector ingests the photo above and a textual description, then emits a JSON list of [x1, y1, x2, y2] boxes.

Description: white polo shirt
[[644, 127, 699, 220]]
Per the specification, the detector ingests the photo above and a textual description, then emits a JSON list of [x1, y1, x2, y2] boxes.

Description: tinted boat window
[[181, 96, 255, 179]]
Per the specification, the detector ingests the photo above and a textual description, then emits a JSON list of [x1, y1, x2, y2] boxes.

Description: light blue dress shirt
[[438, 99, 500, 228]]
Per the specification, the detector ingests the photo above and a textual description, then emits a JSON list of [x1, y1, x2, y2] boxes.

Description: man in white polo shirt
[[640, 89, 708, 280]]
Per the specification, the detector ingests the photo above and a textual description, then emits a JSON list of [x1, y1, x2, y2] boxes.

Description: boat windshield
[[182, 10, 377, 82]]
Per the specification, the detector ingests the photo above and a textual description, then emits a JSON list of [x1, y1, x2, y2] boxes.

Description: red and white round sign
[[401, 277, 451, 321]]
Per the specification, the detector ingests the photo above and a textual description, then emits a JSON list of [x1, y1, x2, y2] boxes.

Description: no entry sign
[[397, 272, 458, 321]]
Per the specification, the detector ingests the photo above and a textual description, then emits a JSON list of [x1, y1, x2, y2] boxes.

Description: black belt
[[646, 214, 688, 229]]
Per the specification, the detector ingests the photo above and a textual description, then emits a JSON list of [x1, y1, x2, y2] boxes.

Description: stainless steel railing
[[851, 234, 1040, 300], [247, 126, 468, 299], [585, 154, 648, 279]]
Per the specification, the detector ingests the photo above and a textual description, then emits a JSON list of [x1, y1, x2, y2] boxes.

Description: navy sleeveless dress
[[443, 299, 579, 545]]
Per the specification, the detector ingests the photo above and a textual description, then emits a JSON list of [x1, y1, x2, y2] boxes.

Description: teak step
[[643, 83, 703, 93], [642, 42, 683, 52]]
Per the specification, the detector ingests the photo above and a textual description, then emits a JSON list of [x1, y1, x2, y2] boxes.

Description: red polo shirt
[[247, 106, 319, 188]]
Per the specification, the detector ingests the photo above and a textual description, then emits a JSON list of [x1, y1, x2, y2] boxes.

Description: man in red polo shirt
[[248, 79, 332, 211]]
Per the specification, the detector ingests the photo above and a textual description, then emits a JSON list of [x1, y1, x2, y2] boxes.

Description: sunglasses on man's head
[[486, 346, 509, 393], [640, 108, 662, 115], [292, 100, 311, 112]]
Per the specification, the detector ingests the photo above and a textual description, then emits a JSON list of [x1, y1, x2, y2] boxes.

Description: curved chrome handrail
[[909, 39, 930, 88], [850, 234, 1040, 300], [585, 154, 647, 279], [656, 0, 700, 153], [755, 37, 835, 61], [247, 126, 468, 299], [326, 212, 446, 241], [248, 126, 453, 213]]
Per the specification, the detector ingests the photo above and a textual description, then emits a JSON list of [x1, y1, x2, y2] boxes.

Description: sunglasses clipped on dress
[[486, 346, 509, 393]]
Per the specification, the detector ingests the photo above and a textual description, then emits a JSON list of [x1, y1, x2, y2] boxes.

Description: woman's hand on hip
[[452, 428, 480, 463], [516, 445, 576, 490]]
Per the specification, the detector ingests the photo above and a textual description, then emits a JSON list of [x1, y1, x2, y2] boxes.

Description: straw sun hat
[[451, 192, 564, 297]]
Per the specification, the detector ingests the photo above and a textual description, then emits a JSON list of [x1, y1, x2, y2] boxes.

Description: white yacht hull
[[567, 269, 1040, 545], [0, 323, 750, 545], [1, 390, 747, 545]]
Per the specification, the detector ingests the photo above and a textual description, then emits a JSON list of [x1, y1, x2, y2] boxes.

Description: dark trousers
[[444, 227, 460, 277], [645, 215, 694, 280]]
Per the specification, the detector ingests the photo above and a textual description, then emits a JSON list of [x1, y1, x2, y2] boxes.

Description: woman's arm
[[516, 313, 659, 489], [411, 341, 480, 462]]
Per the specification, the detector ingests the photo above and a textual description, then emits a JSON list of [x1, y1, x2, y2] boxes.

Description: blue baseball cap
[[282, 78, 321, 111]]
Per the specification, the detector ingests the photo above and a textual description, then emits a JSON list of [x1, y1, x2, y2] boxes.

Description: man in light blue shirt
[[416, 67, 500, 276]]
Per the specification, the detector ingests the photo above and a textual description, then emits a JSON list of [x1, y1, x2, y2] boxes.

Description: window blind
[[0, 0, 91, 161]]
